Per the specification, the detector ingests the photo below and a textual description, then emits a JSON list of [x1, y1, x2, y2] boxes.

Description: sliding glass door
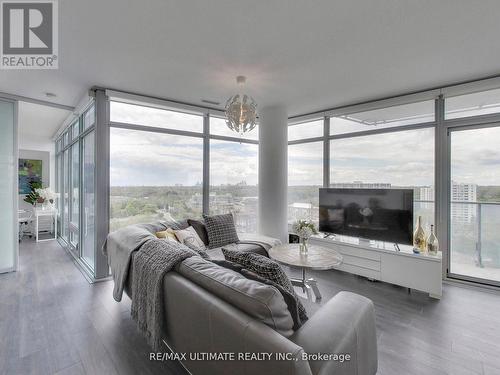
[[62, 149, 69, 242], [69, 141, 80, 255], [449, 125, 500, 285], [56, 103, 96, 277], [81, 131, 95, 267]]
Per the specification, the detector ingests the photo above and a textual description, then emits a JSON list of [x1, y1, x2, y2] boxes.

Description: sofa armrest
[[290, 291, 377, 375]]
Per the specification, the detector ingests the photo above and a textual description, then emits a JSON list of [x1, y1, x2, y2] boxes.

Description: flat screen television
[[319, 188, 414, 245]]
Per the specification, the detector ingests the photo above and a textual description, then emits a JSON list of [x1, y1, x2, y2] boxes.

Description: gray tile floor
[[1, 239, 499, 375]]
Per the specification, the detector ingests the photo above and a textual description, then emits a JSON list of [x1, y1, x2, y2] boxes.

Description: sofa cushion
[[222, 249, 309, 325], [177, 257, 294, 336], [206, 243, 267, 260], [240, 269, 303, 330], [210, 259, 245, 273], [225, 243, 268, 257], [187, 219, 209, 245], [174, 226, 205, 247], [212, 259, 303, 331], [203, 213, 239, 249], [173, 226, 209, 259]]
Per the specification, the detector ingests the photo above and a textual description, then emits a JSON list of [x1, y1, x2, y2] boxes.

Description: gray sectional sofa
[[111, 221, 378, 375]]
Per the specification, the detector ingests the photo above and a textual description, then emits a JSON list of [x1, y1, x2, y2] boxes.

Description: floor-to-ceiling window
[[108, 102, 259, 233], [444, 88, 500, 285], [330, 127, 435, 233], [55, 141, 62, 236], [287, 121, 323, 225], [109, 127, 204, 231], [69, 140, 79, 253], [209, 126, 259, 232], [81, 129, 95, 267], [333, 102, 437, 230], [286, 83, 500, 287], [288, 101, 436, 234], [449, 126, 500, 283], [56, 102, 96, 276], [62, 148, 69, 242]]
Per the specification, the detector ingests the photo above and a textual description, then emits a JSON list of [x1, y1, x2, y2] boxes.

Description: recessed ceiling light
[[45, 92, 57, 98]]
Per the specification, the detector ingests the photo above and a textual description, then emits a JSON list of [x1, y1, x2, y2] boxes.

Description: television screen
[[319, 188, 414, 245]]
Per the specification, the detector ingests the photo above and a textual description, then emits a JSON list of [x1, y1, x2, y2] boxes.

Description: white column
[[258, 105, 288, 243]]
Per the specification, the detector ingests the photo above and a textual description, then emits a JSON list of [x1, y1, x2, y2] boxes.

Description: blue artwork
[[19, 159, 43, 194]]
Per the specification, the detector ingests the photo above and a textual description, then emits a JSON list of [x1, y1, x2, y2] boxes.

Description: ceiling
[[18, 101, 71, 142], [2, 0, 500, 117]]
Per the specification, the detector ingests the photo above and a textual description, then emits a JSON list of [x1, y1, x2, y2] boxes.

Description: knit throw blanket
[[130, 239, 198, 351]]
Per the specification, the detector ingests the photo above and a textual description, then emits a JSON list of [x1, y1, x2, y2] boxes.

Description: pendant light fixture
[[225, 75, 258, 135]]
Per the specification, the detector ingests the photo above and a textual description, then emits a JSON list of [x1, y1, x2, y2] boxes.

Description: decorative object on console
[[23, 180, 42, 206], [426, 225, 439, 255], [37, 187, 58, 209], [24, 184, 58, 209], [225, 75, 258, 135], [203, 213, 239, 249], [292, 220, 318, 254], [413, 215, 426, 254], [222, 248, 309, 325]]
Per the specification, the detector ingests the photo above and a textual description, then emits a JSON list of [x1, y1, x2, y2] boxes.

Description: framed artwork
[[19, 159, 43, 194]]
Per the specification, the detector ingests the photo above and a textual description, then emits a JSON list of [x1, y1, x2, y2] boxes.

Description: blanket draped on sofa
[[130, 239, 198, 351]]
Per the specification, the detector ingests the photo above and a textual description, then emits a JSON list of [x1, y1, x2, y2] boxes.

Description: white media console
[[309, 235, 442, 299]]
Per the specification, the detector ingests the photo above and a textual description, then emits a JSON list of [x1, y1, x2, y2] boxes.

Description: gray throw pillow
[[211, 259, 245, 273], [203, 213, 239, 249], [183, 239, 210, 259], [187, 219, 209, 245], [240, 269, 303, 330], [212, 258, 303, 330], [221, 249, 308, 325]]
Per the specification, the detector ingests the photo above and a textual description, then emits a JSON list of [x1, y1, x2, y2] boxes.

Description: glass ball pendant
[[225, 76, 257, 135]]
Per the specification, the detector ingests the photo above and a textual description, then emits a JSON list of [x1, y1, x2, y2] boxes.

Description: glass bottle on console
[[426, 225, 439, 255], [413, 216, 426, 253]]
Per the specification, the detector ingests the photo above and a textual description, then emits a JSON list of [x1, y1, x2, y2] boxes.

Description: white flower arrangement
[[35, 187, 59, 203], [292, 220, 318, 240]]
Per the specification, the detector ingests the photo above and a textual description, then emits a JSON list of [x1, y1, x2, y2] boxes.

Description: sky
[[110, 101, 500, 187], [110, 128, 258, 187], [450, 126, 500, 185], [289, 127, 435, 187], [289, 120, 500, 187]]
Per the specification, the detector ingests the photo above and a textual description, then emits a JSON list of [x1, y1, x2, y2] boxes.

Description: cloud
[[111, 102, 203, 132], [110, 128, 258, 186], [109, 112, 500, 188]]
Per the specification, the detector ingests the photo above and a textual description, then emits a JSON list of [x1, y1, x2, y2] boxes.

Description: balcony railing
[[287, 198, 500, 283], [449, 201, 500, 283]]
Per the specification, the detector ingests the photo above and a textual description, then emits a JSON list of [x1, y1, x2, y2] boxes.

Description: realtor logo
[[1, 0, 58, 69]]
